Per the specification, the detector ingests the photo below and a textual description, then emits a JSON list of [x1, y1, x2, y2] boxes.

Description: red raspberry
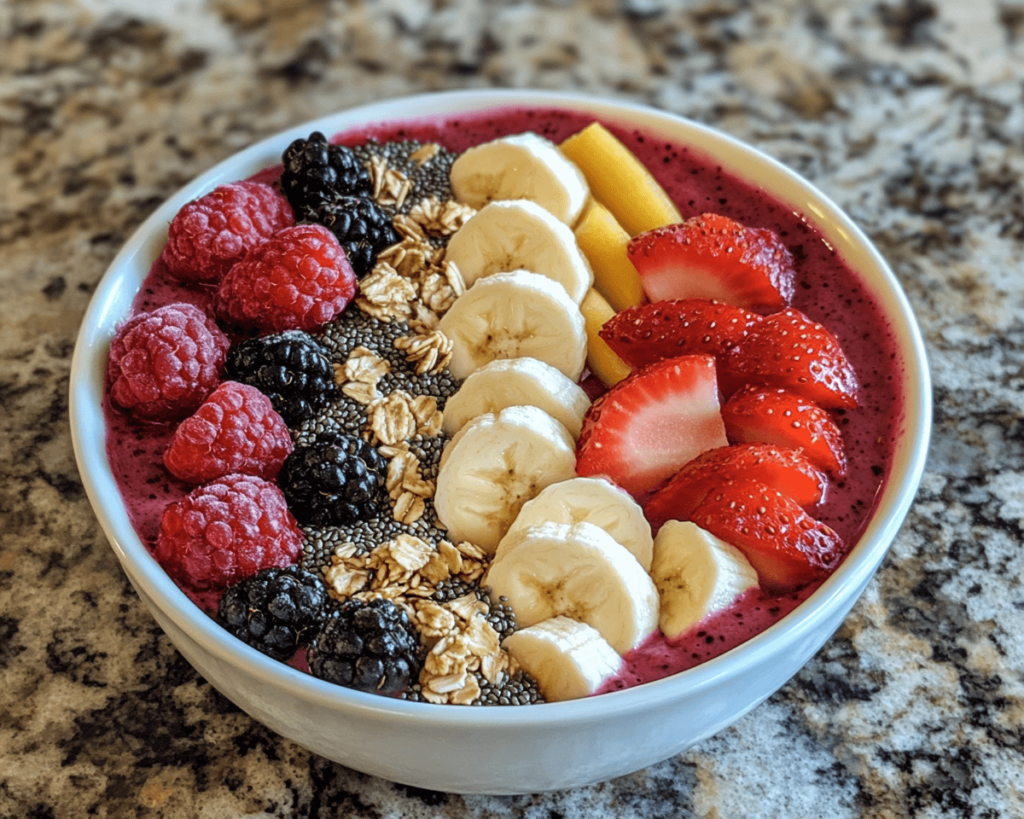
[[154, 473, 303, 591], [161, 181, 295, 285], [215, 224, 356, 333], [107, 302, 229, 423], [164, 381, 294, 485]]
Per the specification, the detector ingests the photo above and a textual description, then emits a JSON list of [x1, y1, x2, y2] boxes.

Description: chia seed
[[351, 140, 458, 217], [316, 309, 415, 373], [476, 671, 545, 706]]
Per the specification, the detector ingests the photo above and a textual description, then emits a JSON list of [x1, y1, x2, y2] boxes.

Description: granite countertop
[[3, 0, 1023, 815]]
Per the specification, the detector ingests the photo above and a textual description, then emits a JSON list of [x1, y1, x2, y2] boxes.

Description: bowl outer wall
[[69, 88, 932, 794]]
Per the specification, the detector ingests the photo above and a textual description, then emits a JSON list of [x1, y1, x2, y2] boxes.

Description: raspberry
[[163, 381, 294, 485], [107, 302, 229, 423], [215, 224, 357, 333], [161, 181, 295, 285], [153, 473, 303, 591]]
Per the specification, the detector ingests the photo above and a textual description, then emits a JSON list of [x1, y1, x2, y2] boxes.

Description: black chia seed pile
[[350, 139, 458, 220], [290, 139, 545, 705]]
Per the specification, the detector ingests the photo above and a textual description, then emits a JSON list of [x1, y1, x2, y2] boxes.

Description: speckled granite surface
[[3, 0, 1023, 815]]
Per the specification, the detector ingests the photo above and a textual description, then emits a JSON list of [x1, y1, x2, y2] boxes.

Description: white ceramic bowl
[[70, 89, 931, 794]]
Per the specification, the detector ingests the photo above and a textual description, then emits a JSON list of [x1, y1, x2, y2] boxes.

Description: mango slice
[[574, 200, 644, 313], [580, 288, 632, 387], [561, 122, 682, 236]]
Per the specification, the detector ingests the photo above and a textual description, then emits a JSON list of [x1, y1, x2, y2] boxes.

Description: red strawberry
[[627, 213, 795, 313], [690, 478, 844, 593], [599, 298, 761, 370], [575, 355, 728, 499], [644, 443, 828, 531], [721, 385, 847, 476], [720, 307, 859, 409]]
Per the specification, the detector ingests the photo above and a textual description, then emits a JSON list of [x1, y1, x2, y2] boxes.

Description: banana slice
[[498, 476, 653, 571], [650, 520, 759, 641], [448, 132, 590, 225], [434, 405, 577, 554], [484, 520, 659, 654], [441, 357, 591, 440], [502, 616, 622, 702], [438, 269, 587, 382], [444, 199, 593, 304]]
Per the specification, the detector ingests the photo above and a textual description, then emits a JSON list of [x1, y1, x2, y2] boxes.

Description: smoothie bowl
[[70, 89, 930, 794]]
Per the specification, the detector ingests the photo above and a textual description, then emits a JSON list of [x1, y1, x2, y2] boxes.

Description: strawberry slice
[[720, 307, 859, 409], [575, 355, 729, 499], [690, 478, 845, 593], [721, 385, 847, 476], [644, 443, 828, 531], [599, 298, 761, 370], [627, 213, 795, 313]]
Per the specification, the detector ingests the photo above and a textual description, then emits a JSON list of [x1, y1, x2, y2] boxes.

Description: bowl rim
[[70, 87, 931, 728]]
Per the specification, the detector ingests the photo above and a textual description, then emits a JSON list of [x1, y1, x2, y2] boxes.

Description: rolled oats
[[409, 394, 444, 437], [395, 331, 453, 376], [413, 600, 457, 638], [378, 235, 437, 280], [393, 491, 426, 524], [356, 262, 418, 321], [336, 346, 390, 403], [418, 273, 459, 316], [386, 533, 434, 575], [369, 155, 414, 209], [450, 675, 482, 705], [325, 562, 373, 599], [407, 197, 476, 237], [408, 143, 440, 165], [368, 391, 418, 445], [393, 213, 428, 242]]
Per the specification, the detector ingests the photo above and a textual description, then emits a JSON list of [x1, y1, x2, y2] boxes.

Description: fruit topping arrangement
[[105, 116, 880, 706]]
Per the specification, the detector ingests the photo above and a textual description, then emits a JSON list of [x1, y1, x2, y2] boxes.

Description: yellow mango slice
[[580, 288, 632, 387], [561, 122, 682, 236], [574, 200, 644, 313]]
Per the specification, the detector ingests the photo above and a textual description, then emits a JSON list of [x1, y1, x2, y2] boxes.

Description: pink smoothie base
[[103, 106, 903, 699]]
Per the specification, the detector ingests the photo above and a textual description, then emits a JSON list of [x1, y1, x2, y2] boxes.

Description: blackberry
[[218, 566, 328, 661], [225, 330, 336, 426], [298, 196, 399, 279], [308, 597, 422, 694], [279, 131, 372, 211], [278, 431, 388, 527]]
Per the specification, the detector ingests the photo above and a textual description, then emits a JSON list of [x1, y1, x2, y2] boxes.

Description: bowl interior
[[70, 89, 931, 730]]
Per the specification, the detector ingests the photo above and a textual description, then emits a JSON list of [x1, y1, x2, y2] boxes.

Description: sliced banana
[[498, 476, 653, 571], [441, 357, 591, 440], [650, 520, 759, 641], [438, 269, 587, 382], [434, 405, 577, 554], [484, 520, 659, 654], [448, 132, 590, 226], [502, 616, 622, 702], [444, 199, 593, 304]]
